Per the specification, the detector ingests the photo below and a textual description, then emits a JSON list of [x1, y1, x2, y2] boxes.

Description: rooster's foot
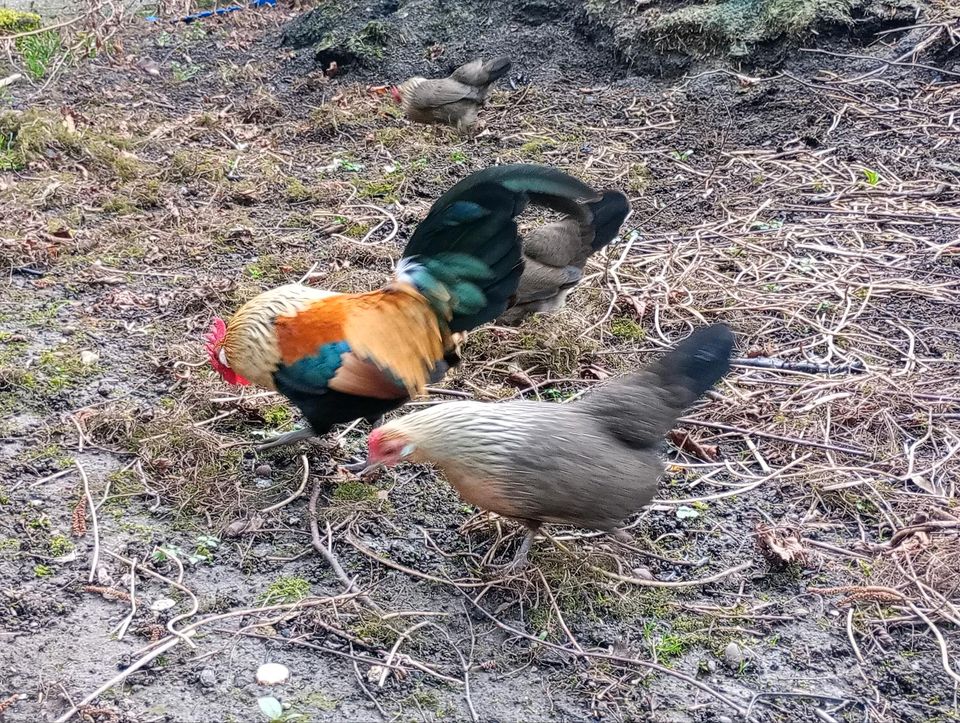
[[339, 457, 384, 479]]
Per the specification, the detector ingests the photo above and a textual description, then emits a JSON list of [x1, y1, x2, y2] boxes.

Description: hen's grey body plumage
[[378, 324, 735, 557]]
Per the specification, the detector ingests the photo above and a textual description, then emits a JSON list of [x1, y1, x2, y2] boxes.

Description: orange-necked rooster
[[205, 164, 599, 466]]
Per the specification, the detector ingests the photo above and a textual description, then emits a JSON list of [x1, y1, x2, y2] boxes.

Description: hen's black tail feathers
[[588, 191, 631, 253], [402, 164, 599, 332], [581, 324, 735, 448], [654, 324, 735, 403], [452, 56, 512, 87]]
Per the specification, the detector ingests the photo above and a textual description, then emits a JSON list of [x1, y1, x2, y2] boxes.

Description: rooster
[[366, 324, 735, 568], [391, 56, 511, 132], [204, 164, 600, 467], [498, 190, 631, 325]]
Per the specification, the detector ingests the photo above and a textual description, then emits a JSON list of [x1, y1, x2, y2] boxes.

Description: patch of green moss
[[627, 163, 651, 193], [48, 534, 74, 557], [22, 443, 73, 469], [346, 20, 391, 62], [373, 127, 405, 147], [261, 405, 293, 427], [0, 537, 21, 554], [296, 691, 338, 712], [169, 150, 227, 182], [331, 481, 376, 502], [260, 575, 311, 604], [518, 137, 555, 159], [0, 8, 42, 33], [611, 317, 646, 341], [351, 176, 400, 202], [285, 177, 311, 202]]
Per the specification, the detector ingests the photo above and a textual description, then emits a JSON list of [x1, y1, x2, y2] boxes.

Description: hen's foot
[[489, 527, 537, 574]]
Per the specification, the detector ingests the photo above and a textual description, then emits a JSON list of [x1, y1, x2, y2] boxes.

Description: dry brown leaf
[[668, 429, 719, 461]]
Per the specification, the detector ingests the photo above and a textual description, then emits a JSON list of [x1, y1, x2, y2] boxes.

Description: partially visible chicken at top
[[366, 324, 736, 569], [391, 56, 511, 132]]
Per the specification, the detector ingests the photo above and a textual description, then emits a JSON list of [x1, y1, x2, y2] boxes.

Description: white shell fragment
[[256, 663, 290, 686], [150, 597, 177, 612]]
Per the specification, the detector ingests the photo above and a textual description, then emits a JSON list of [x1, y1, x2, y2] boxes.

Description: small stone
[[256, 663, 290, 686], [366, 665, 385, 684], [706, 659, 717, 673], [792, 607, 810, 617], [723, 642, 745, 670], [254, 464, 272, 479], [79, 350, 99, 365], [631, 567, 654, 580], [718, 717, 733, 723], [199, 668, 216, 687], [150, 597, 177, 612]]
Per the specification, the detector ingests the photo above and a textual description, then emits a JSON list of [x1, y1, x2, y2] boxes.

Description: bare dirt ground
[[1, 3, 960, 722]]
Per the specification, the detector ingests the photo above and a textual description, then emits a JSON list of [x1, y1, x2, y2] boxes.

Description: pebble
[[254, 464, 272, 479], [718, 717, 734, 723], [706, 659, 717, 673], [723, 642, 745, 670], [150, 597, 177, 612], [631, 567, 654, 581], [79, 350, 100, 365], [199, 668, 216, 687], [256, 663, 290, 686]]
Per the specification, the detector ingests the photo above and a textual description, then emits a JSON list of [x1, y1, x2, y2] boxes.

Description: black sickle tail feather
[[402, 164, 599, 332], [588, 191, 631, 253]]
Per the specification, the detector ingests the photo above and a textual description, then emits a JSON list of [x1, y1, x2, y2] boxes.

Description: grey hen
[[367, 324, 735, 568], [392, 56, 511, 132]]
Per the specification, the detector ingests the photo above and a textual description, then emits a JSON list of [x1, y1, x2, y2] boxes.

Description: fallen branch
[[260, 454, 310, 513], [55, 594, 358, 722], [460, 589, 749, 717], [308, 477, 382, 612], [76, 461, 100, 584], [676, 418, 871, 458], [732, 357, 866, 375]]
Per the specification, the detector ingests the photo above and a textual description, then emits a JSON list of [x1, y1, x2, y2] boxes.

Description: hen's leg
[[254, 427, 316, 451], [492, 519, 540, 572]]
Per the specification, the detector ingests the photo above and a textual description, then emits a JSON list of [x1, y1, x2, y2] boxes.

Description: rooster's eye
[[218, 348, 229, 368]]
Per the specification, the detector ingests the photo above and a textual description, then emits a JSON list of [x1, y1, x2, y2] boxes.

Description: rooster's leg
[[339, 416, 386, 475], [254, 427, 316, 451]]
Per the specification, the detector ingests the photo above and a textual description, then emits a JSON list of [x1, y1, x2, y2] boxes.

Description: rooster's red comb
[[204, 317, 227, 353]]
